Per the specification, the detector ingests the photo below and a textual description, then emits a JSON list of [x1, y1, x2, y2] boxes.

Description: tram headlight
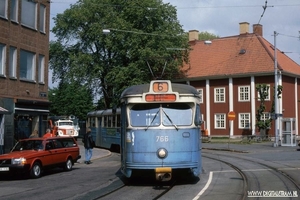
[[157, 148, 168, 159]]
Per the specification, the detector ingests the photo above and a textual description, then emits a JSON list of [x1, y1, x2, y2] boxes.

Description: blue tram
[[120, 80, 202, 181], [86, 109, 121, 152]]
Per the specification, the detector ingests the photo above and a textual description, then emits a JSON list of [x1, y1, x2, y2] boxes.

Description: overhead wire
[[49, 0, 299, 55]]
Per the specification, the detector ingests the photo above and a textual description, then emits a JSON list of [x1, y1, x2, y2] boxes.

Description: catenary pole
[[274, 31, 279, 147]]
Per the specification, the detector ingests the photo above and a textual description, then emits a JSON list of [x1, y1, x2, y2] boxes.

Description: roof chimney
[[189, 30, 199, 41], [239, 22, 249, 35], [253, 24, 263, 36]]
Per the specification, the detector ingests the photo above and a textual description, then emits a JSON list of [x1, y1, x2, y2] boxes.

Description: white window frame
[[261, 112, 271, 121], [0, 43, 6, 76], [238, 86, 250, 102], [214, 87, 225, 103], [257, 84, 270, 101], [261, 112, 270, 120], [197, 89, 203, 103], [21, 0, 37, 29], [39, 4, 46, 33], [10, 0, 18, 22], [215, 113, 226, 129], [20, 49, 36, 81], [239, 113, 251, 129], [0, 0, 8, 19], [9, 46, 17, 78], [38, 54, 45, 83], [260, 112, 271, 129]]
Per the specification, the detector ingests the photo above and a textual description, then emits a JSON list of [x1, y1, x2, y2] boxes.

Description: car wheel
[[64, 158, 73, 171], [30, 162, 42, 178]]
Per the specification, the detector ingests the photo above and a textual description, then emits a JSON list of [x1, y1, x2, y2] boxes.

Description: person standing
[[43, 129, 54, 138], [82, 128, 95, 164]]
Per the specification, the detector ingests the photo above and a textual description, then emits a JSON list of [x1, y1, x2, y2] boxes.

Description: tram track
[[203, 150, 300, 199], [152, 180, 177, 200], [202, 154, 248, 200], [93, 176, 177, 200]]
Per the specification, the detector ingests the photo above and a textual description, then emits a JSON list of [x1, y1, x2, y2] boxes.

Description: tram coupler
[[155, 167, 172, 181]]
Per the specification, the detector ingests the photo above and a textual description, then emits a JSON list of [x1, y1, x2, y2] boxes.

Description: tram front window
[[130, 104, 160, 127], [162, 103, 192, 126], [130, 103, 192, 127]]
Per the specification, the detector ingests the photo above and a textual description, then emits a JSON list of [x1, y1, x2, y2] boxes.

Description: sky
[[49, 0, 300, 87]]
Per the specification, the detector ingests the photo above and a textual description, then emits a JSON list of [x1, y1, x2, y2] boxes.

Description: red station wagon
[[0, 136, 81, 178]]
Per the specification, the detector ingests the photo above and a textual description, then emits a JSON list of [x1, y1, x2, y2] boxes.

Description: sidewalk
[[203, 141, 300, 153], [76, 140, 111, 163]]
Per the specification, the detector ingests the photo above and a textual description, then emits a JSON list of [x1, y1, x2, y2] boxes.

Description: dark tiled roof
[[182, 33, 300, 79]]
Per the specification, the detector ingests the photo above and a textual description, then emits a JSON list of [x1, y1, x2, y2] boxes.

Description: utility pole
[[274, 31, 279, 147]]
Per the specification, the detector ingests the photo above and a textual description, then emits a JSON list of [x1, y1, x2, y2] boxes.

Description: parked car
[[0, 136, 81, 178]]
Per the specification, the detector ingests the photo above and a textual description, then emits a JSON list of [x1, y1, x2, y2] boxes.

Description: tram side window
[[162, 103, 192, 126], [103, 116, 108, 127], [195, 104, 203, 126], [89, 117, 96, 128], [108, 116, 112, 127], [130, 104, 160, 127], [112, 115, 116, 127], [116, 115, 121, 127]]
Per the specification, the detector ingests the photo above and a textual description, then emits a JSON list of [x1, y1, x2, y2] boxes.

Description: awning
[[0, 107, 9, 114], [15, 107, 49, 113], [15, 99, 50, 114]]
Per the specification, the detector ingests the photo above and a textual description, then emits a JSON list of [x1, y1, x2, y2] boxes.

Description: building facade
[[0, 0, 50, 153], [180, 22, 300, 141]]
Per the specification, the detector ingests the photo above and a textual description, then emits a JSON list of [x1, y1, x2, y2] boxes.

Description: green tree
[[50, 0, 189, 109], [256, 84, 271, 131], [48, 82, 95, 120], [256, 83, 283, 135], [198, 31, 219, 40]]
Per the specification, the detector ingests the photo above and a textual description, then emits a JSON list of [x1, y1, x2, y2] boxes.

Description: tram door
[[281, 118, 296, 147]]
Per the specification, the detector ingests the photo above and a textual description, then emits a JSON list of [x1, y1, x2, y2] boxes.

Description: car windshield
[[12, 140, 44, 151], [58, 122, 73, 126]]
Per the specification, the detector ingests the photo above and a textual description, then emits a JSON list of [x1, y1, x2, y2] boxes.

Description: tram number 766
[[156, 136, 169, 142]]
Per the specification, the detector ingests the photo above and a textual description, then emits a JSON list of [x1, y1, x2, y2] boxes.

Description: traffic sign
[[228, 111, 236, 121]]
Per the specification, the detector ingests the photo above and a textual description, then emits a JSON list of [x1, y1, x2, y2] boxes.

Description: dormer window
[[239, 49, 246, 54]]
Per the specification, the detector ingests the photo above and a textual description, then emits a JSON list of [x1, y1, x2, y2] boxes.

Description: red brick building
[[0, 0, 50, 153], [178, 22, 300, 141]]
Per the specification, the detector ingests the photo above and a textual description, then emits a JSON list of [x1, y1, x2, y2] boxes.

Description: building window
[[0, 43, 6, 76], [257, 84, 270, 101], [20, 49, 36, 81], [214, 88, 225, 102], [197, 89, 203, 103], [10, 0, 18, 22], [238, 86, 250, 101], [38, 54, 45, 83], [215, 114, 226, 129], [261, 112, 270, 121], [39, 4, 46, 33], [9, 46, 17, 78], [239, 113, 250, 129], [0, 0, 8, 19], [260, 112, 271, 129], [260, 112, 271, 127], [21, 0, 37, 29]]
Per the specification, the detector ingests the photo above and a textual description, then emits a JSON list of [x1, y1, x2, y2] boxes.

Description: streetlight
[[102, 29, 110, 34]]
